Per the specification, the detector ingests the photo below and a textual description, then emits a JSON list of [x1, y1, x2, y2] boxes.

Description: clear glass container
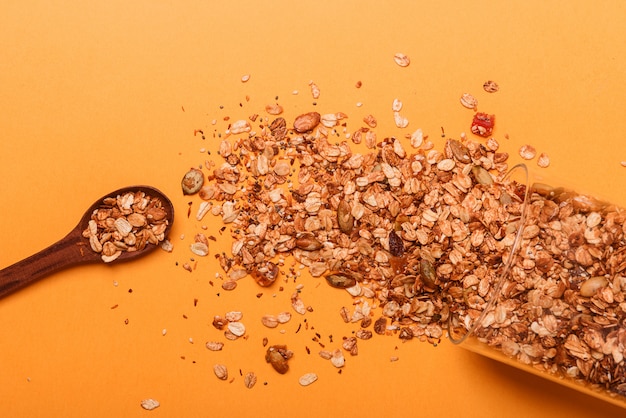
[[448, 164, 626, 408]]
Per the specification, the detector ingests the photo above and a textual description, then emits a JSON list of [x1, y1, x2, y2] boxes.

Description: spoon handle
[[0, 228, 94, 299]]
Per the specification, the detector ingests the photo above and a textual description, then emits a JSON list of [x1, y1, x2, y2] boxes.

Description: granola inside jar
[[451, 170, 626, 408]]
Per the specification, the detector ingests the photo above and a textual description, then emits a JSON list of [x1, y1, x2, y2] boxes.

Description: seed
[[299, 372, 318, 386], [393, 52, 410, 67], [241, 74, 250, 83], [448, 139, 471, 163], [471, 165, 494, 185], [325, 273, 357, 289], [295, 234, 323, 251], [181, 168, 204, 195]]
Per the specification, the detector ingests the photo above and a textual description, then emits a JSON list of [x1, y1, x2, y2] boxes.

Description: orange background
[[2, 1, 626, 417]]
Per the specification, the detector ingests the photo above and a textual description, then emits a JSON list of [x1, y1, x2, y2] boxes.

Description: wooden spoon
[[0, 186, 174, 299]]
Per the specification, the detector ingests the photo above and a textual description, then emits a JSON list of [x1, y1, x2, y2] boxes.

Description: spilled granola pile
[[174, 77, 626, 402]]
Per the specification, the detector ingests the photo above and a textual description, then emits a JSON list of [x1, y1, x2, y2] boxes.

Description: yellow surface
[[2, 1, 626, 417]]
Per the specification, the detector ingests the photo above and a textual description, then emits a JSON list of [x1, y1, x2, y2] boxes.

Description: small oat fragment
[[460, 93, 478, 110], [519, 145, 537, 160], [206, 341, 225, 351], [483, 80, 499, 93], [410, 128, 424, 148], [265, 103, 284, 115], [363, 114, 377, 128], [160, 239, 173, 252], [537, 152, 550, 168], [299, 372, 318, 386], [393, 52, 410, 67], [330, 349, 345, 368], [309, 81, 320, 99], [393, 112, 409, 128], [140, 399, 160, 411], [276, 311, 292, 324], [241, 74, 250, 83], [392, 98, 403, 112]]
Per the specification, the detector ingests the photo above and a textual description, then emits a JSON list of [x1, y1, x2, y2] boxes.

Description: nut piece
[[213, 364, 228, 380], [393, 52, 410, 67], [299, 372, 318, 386], [579, 276, 608, 297], [140, 399, 160, 411], [182, 168, 204, 195], [293, 112, 321, 133], [265, 345, 293, 374]]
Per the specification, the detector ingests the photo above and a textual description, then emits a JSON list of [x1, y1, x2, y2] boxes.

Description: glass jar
[[449, 165, 626, 408]]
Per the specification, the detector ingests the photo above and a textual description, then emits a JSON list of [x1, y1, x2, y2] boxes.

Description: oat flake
[[519, 144, 537, 160]]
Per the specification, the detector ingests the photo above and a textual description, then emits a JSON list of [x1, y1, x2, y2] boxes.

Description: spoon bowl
[[0, 186, 174, 299]]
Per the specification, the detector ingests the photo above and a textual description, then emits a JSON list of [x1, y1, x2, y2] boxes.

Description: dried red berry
[[470, 113, 495, 137]]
